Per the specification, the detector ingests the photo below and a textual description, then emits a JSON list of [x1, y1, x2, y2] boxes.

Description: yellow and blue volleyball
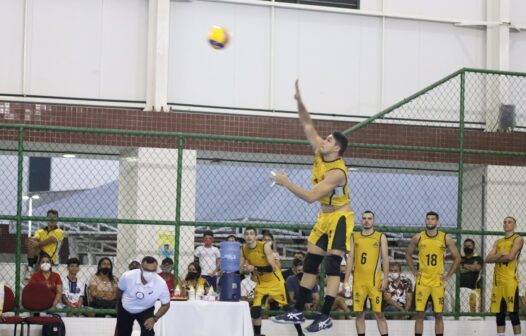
[[208, 26, 229, 50]]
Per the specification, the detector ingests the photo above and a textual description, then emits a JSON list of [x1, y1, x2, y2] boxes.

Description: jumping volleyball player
[[271, 80, 354, 333]]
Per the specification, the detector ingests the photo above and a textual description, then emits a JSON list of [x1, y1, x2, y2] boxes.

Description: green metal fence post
[[173, 137, 185, 286], [454, 71, 466, 318], [15, 127, 25, 312]]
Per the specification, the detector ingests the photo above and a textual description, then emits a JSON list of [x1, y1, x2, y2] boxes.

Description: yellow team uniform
[[352, 231, 384, 312], [490, 233, 522, 313], [415, 231, 446, 313], [242, 241, 287, 307], [34, 226, 64, 264], [308, 154, 354, 252]]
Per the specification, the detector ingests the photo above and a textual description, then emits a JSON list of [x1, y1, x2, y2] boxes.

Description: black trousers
[[115, 302, 155, 336]]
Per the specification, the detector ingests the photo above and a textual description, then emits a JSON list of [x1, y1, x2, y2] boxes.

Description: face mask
[[161, 266, 172, 274], [463, 247, 474, 255], [185, 272, 198, 281], [204, 238, 213, 247], [143, 271, 156, 283], [100, 267, 111, 275], [40, 263, 51, 272], [388, 272, 400, 281]]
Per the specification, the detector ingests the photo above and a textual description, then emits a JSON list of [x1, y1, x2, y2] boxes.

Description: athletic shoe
[[271, 309, 305, 324], [304, 314, 332, 333]]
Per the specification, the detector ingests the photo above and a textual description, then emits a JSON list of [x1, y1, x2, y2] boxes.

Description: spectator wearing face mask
[[286, 259, 320, 311], [29, 254, 63, 307], [383, 262, 413, 319], [88, 257, 119, 315], [194, 231, 220, 290], [460, 238, 483, 290], [179, 262, 209, 297], [158, 258, 175, 295]]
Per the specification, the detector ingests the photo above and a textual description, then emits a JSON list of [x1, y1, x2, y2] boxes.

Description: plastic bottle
[[174, 284, 181, 296], [188, 286, 195, 301], [196, 286, 204, 300]]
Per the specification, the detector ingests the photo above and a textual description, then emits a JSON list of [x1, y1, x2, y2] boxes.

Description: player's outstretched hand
[[270, 171, 289, 186], [294, 80, 302, 101]]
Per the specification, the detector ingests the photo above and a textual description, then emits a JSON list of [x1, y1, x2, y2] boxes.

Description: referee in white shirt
[[115, 256, 171, 336]]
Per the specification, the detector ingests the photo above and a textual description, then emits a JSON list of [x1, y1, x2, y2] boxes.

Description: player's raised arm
[[294, 80, 323, 153]]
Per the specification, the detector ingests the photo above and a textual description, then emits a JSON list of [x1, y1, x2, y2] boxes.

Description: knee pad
[[325, 254, 342, 276], [303, 253, 324, 275], [509, 311, 520, 326], [250, 306, 262, 319], [496, 312, 506, 326]]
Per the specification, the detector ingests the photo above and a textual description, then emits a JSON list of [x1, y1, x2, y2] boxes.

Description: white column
[[484, 0, 511, 131], [116, 148, 196, 276], [144, 0, 170, 112]]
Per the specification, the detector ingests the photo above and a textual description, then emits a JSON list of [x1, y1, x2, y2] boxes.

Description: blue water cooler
[[219, 241, 241, 301]]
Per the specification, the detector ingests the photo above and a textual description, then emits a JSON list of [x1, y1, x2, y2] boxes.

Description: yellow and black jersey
[[242, 241, 284, 285], [494, 233, 522, 286], [353, 231, 383, 287], [417, 230, 446, 287], [312, 153, 350, 207]]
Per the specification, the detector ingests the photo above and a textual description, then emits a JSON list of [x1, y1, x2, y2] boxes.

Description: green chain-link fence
[[0, 68, 524, 318]]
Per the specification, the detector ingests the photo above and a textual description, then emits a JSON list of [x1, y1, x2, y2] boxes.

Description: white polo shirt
[[119, 269, 170, 314]]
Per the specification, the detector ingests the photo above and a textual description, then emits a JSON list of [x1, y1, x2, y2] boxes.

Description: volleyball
[[208, 26, 229, 49]]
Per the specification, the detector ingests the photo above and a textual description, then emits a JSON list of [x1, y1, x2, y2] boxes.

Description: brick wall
[[0, 101, 525, 165]]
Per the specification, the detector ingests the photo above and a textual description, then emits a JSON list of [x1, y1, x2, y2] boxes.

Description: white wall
[[0, 0, 148, 100], [1, 0, 526, 116]]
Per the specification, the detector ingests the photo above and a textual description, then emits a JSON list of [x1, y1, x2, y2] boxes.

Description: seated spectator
[[282, 258, 302, 282], [158, 257, 175, 295], [282, 252, 305, 280], [29, 254, 63, 307], [179, 262, 209, 297], [240, 272, 257, 305], [460, 238, 483, 312], [226, 234, 237, 242], [25, 209, 64, 279], [194, 231, 220, 290], [383, 262, 413, 319], [460, 238, 482, 289], [62, 257, 85, 316], [286, 260, 320, 311], [88, 257, 118, 314], [128, 258, 140, 271]]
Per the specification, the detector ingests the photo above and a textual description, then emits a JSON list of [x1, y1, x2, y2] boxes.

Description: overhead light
[[348, 167, 359, 172], [62, 154, 76, 158], [22, 194, 40, 200]]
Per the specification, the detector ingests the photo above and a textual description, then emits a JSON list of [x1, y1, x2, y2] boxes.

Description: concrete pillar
[[116, 148, 196, 276], [144, 0, 170, 112], [484, 0, 511, 131]]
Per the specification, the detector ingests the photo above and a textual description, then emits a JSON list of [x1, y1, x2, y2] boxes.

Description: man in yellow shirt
[[405, 211, 460, 336], [485, 216, 524, 336], [272, 81, 354, 333], [25, 209, 64, 276]]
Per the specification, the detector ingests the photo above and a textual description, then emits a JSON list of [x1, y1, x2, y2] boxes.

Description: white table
[[154, 300, 254, 336]]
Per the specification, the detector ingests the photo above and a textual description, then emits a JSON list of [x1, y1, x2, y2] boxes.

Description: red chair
[[0, 286, 24, 336], [21, 282, 62, 336]]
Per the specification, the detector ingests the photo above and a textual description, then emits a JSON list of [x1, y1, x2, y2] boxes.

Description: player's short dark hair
[[203, 230, 214, 238], [294, 251, 305, 257], [505, 216, 517, 224], [162, 257, 174, 265], [426, 211, 439, 220], [363, 210, 375, 218], [332, 132, 349, 156], [245, 226, 257, 235], [47, 209, 58, 216], [463, 238, 475, 246], [67, 257, 80, 266], [142, 256, 158, 265]]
